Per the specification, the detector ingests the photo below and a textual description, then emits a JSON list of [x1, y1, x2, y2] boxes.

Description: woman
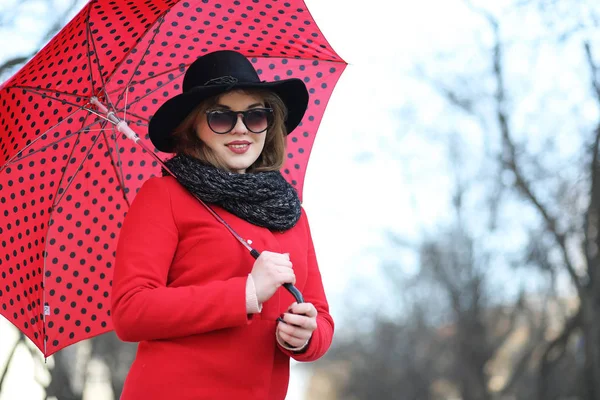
[[110, 50, 333, 400]]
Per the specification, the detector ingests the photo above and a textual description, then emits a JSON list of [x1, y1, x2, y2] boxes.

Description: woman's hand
[[277, 302, 318, 349], [250, 251, 296, 304]]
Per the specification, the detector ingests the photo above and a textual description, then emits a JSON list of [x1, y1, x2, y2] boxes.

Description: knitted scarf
[[163, 154, 301, 231]]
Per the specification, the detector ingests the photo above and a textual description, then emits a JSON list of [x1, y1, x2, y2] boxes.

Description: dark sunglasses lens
[[208, 112, 235, 133], [244, 110, 271, 133]]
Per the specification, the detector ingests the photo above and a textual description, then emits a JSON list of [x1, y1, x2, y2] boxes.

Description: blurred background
[[2, 0, 600, 399]]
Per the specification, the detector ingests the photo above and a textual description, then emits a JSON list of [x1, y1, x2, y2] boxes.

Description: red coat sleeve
[[278, 210, 334, 362], [110, 177, 250, 342]]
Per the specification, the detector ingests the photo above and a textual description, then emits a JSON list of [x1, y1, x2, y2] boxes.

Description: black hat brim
[[148, 78, 308, 153]]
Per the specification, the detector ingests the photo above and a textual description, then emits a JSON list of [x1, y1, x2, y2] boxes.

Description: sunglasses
[[205, 107, 274, 134]]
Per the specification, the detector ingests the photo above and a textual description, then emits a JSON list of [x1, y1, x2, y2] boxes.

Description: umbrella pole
[[88, 97, 304, 304]]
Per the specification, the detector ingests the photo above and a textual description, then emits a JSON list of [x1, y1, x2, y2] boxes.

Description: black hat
[[148, 50, 309, 153]]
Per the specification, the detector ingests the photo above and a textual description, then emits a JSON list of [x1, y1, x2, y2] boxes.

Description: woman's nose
[[230, 114, 248, 134]]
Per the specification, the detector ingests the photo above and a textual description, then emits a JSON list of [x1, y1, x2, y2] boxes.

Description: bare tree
[[322, 183, 548, 399], [89, 332, 137, 399], [477, 7, 599, 400], [325, 307, 441, 400], [0, 333, 84, 400], [421, 1, 600, 398]]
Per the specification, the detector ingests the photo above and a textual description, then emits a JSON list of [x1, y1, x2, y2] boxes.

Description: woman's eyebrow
[[213, 102, 264, 110]]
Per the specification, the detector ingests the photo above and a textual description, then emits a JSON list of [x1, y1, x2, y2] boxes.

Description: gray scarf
[[163, 154, 301, 231]]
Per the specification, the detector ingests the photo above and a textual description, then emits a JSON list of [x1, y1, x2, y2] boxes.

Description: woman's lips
[[226, 143, 250, 154]]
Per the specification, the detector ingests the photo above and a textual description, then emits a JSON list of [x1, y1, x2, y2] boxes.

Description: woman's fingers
[[276, 302, 318, 349], [277, 330, 306, 348], [263, 251, 292, 267], [288, 302, 318, 318], [280, 312, 317, 330], [277, 320, 312, 341], [277, 267, 296, 285], [252, 251, 295, 303]]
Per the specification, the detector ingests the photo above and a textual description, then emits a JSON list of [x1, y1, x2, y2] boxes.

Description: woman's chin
[[224, 160, 255, 174]]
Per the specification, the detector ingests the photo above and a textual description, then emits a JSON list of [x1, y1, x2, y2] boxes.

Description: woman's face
[[195, 91, 267, 174]]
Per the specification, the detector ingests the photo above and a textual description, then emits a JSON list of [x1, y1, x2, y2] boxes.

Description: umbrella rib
[[84, 5, 96, 98], [120, 70, 186, 110], [0, 105, 86, 171], [105, 65, 186, 97], [99, 5, 176, 105], [86, 12, 116, 111], [52, 120, 107, 208], [2, 122, 101, 169], [101, 126, 131, 208], [124, 87, 129, 123], [247, 55, 346, 64], [50, 126, 86, 208], [43, 120, 107, 355], [11, 85, 87, 101], [10, 86, 113, 123], [113, 17, 166, 112], [113, 109, 149, 124]]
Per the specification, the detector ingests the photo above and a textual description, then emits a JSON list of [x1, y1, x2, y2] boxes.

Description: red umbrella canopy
[[0, 0, 345, 356]]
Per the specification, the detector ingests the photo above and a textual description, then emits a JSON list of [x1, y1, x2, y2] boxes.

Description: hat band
[[204, 76, 238, 87]]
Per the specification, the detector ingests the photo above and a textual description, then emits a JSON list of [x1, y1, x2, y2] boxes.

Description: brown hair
[[170, 89, 288, 173]]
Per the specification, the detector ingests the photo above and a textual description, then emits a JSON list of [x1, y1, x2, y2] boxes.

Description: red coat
[[110, 176, 333, 400]]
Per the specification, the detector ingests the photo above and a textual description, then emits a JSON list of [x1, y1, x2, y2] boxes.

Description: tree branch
[[40, 0, 82, 44], [481, 7, 583, 293], [437, 85, 475, 115], [491, 293, 525, 354], [0, 0, 81, 81], [584, 122, 600, 288], [500, 292, 547, 397], [538, 308, 582, 400], [583, 42, 600, 292], [44, 349, 81, 400], [427, 244, 462, 309], [0, 54, 34, 78], [464, 0, 499, 32], [500, 342, 538, 396], [585, 42, 600, 102]]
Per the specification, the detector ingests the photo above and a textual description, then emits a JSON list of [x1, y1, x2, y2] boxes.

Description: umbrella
[[0, 0, 346, 357]]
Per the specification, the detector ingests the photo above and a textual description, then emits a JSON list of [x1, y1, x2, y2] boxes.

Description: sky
[[1, 0, 591, 399], [303, 0, 484, 311]]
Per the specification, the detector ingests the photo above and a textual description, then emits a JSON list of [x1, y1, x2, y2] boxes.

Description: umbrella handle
[[250, 249, 304, 304]]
